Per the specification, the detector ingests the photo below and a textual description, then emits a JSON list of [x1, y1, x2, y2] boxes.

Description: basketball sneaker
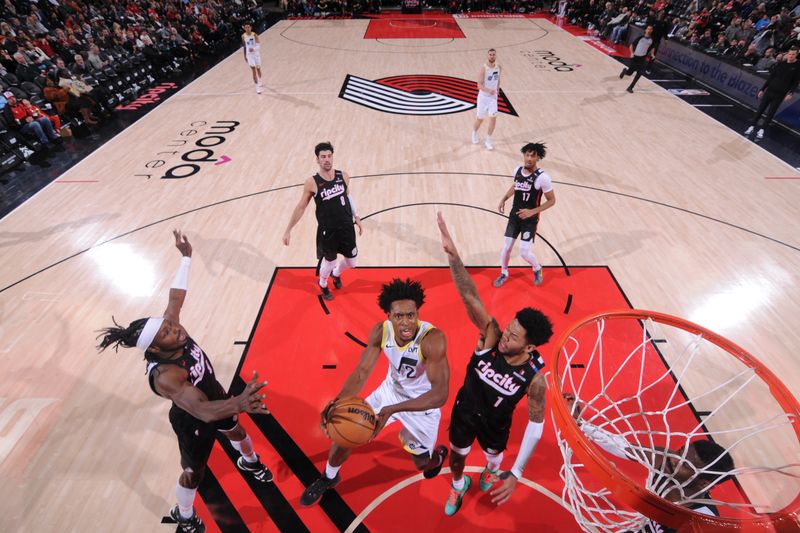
[[331, 274, 342, 289], [484, 138, 494, 151], [533, 268, 544, 286], [319, 284, 333, 300], [444, 476, 471, 516], [471, 131, 480, 144], [744, 126, 754, 136], [492, 273, 508, 288], [300, 473, 340, 507], [479, 466, 501, 491], [756, 128, 764, 140], [423, 445, 449, 479], [169, 505, 206, 533], [256, 85, 262, 94], [237, 456, 273, 483]]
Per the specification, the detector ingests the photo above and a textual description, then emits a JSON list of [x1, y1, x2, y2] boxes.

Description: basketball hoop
[[546, 310, 800, 532]]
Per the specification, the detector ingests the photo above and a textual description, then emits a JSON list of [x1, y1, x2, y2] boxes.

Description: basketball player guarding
[[437, 212, 554, 516], [494, 142, 556, 288], [472, 48, 501, 151], [282, 142, 363, 300], [96, 231, 272, 533], [565, 395, 736, 532], [300, 278, 450, 506], [242, 22, 262, 94]]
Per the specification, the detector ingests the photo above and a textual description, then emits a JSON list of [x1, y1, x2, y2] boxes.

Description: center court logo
[[339, 74, 518, 116]]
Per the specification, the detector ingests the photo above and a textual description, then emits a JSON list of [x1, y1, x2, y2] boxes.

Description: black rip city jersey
[[147, 337, 227, 402], [313, 170, 353, 228], [510, 167, 544, 216], [456, 346, 545, 423]]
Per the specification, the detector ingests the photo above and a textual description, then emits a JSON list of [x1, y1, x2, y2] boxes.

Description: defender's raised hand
[[173, 230, 192, 257]]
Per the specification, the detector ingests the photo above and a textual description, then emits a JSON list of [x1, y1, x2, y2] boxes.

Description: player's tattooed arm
[[335, 322, 384, 400], [527, 373, 546, 423], [437, 212, 494, 335]]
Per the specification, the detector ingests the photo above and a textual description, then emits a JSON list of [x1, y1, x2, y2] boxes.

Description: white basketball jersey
[[243, 33, 259, 55], [381, 320, 436, 399], [481, 63, 500, 95]]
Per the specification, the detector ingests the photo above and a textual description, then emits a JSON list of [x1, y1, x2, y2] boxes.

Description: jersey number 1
[[494, 396, 503, 407]]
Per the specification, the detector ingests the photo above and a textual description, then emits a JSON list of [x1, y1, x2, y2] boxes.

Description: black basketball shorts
[[169, 404, 238, 472], [504, 215, 539, 242], [316, 223, 358, 261], [449, 401, 511, 454]]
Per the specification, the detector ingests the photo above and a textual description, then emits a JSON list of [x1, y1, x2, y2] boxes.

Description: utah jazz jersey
[[313, 170, 352, 229], [146, 337, 226, 402], [480, 63, 500, 96], [243, 32, 259, 55], [381, 320, 436, 399], [455, 346, 544, 423], [511, 167, 544, 216]]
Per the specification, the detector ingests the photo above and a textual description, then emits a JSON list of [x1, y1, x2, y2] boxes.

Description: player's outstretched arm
[[282, 178, 316, 246], [164, 230, 192, 323], [155, 368, 269, 423], [437, 212, 496, 337], [491, 373, 546, 505], [335, 322, 384, 401]]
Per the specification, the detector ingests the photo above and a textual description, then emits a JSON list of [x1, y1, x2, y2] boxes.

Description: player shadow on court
[[259, 86, 320, 111], [705, 137, 753, 165], [558, 229, 654, 261], [369, 220, 444, 260], [187, 233, 275, 282], [2, 363, 172, 522], [544, 159, 644, 194], [580, 83, 628, 106], [0, 213, 120, 249]]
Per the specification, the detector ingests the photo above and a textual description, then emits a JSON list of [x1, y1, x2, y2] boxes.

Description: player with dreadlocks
[[300, 278, 450, 507], [96, 230, 272, 533]]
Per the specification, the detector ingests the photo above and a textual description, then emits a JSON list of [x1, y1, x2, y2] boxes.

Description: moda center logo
[[520, 50, 580, 72], [135, 120, 239, 180], [339, 74, 518, 116]]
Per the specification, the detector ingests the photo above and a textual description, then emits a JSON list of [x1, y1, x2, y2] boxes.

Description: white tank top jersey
[[381, 319, 436, 399], [480, 63, 500, 95], [243, 33, 259, 54]]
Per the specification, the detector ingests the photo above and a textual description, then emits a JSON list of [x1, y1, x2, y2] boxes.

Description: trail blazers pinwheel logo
[[339, 74, 518, 116]]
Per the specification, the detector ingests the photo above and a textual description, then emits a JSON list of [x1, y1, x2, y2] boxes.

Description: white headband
[[136, 316, 165, 351]]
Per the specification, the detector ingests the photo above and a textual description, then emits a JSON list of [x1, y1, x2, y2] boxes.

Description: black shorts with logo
[[449, 400, 511, 454], [503, 215, 539, 242], [316, 223, 358, 261], [169, 404, 238, 472]]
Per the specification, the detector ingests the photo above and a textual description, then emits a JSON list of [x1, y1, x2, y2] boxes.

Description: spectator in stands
[[12, 52, 39, 82], [755, 46, 777, 70], [698, 28, 714, 48], [86, 45, 109, 71], [724, 17, 742, 44], [736, 18, 755, 44], [708, 33, 728, 53], [2, 91, 61, 148], [34, 34, 56, 58], [650, 10, 669, 52], [745, 47, 800, 140], [609, 7, 631, 43], [723, 38, 745, 57], [754, 11, 770, 32], [741, 42, 761, 64], [667, 17, 690, 39], [70, 54, 93, 77], [43, 75, 98, 125]]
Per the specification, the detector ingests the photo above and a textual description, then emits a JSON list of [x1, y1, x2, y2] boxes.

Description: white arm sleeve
[[510, 421, 544, 479], [535, 171, 553, 193], [171, 256, 191, 290], [348, 194, 358, 217]]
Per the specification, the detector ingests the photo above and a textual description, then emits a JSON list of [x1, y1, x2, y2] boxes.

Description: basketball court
[[1, 13, 798, 532]]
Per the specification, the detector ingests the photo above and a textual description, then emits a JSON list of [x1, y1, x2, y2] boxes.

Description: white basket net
[[550, 312, 800, 532]]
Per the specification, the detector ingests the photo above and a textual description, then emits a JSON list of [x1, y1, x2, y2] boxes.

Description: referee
[[620, 25, 655, 93], [744, 47, 800, 141]]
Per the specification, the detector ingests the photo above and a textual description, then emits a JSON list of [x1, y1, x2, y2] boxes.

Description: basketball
[[326, 397, 377, 449]]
